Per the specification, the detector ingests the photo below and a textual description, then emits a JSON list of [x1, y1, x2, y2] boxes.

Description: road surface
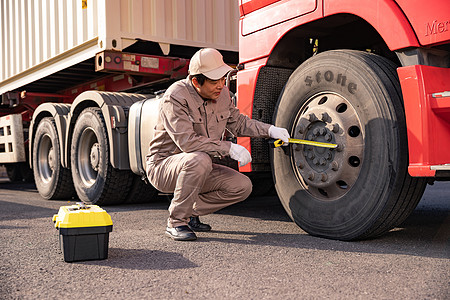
[[0, 179, 448, 299]]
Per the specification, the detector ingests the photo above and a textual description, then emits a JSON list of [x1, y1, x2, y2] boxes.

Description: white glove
[[269, 125, 290, 145], [229, 143, 252, 167]]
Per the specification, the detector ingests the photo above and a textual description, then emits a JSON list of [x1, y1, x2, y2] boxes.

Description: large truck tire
[[272, 50, 427, 240], [19, 162, 34, 183], [5, 164, 22, 182], [124, 174, 159, 204], [71, 107, 132, 205], [247, 172, 276, 197], [33, 118, 75, 199]]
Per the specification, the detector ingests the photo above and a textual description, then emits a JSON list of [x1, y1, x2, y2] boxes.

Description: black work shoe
[[188, 216, 212, 232], [165, 225, 197, 241]]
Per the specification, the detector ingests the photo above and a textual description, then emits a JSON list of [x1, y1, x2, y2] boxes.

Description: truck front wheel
[[272, 50, 427, 240], [33, 118, 75, 199], [71, 107, 131, 205]]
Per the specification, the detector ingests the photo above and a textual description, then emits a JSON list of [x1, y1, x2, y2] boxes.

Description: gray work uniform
[[146, 77, 271, 228]]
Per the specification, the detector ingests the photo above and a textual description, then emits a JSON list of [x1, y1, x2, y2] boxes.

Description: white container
[[0, 0, 239, 95]]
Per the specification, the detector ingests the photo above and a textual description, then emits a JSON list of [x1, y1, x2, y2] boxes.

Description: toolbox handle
[[76, 202, 88, 209]]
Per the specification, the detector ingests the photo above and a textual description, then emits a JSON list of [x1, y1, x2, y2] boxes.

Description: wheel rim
[[291, 92, 364, 200], [77, 127, 99, 187], [37, 134, 55, 184]]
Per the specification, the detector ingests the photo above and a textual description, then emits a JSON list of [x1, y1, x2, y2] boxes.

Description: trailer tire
[[33, 118, 75, 199], [272, 50, 426, 240], [124, 174, 158, 204], [6, 164, 22, 182], [247, 172, 276, 197], [71, 107, 132, 205], [20, 162, 34, 183]]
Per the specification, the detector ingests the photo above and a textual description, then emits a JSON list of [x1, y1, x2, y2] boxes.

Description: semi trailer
[[0, 0, 240, 204]]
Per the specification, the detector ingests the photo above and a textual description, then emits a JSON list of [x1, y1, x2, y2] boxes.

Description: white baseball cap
[[189, 48, 233, 80]]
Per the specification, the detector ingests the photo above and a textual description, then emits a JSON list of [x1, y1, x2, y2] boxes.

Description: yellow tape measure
[[273, 138, 337, 149]]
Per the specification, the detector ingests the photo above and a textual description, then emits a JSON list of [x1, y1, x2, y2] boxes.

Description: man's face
[[193, 77, 226, 100]]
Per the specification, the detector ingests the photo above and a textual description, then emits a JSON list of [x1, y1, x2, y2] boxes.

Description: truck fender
[[324, 0, 419, 51], [29, 103, 71, 168], [68, 91, 147, 170]]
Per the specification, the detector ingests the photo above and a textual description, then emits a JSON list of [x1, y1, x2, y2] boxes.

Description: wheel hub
[[47, 147, 56, 171], [90, 143, 100, 171], [37, 135, 54, 184], [291, 93, 364, 199], [302, 123, 336, 173]]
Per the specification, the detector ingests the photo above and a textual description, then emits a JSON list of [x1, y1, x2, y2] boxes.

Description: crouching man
[[146, 48, 289, 241]]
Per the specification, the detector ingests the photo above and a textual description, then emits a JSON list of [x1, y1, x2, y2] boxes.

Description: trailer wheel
[[71, 107, 132, 205], [5, 164, 22, 182], [124, 174, 159, 204], [33, 118, 75, 199], [272, 50, 426, 240]]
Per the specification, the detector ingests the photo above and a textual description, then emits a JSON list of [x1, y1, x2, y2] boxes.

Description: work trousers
[[146, 152, 253, 228]]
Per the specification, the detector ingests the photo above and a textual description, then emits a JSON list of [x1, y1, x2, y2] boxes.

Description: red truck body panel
[[396, 0, 450, 47], [399, 65, 450, 176], [239, 0, 322, 64], [240, 0, 283, 15], [323, 0, 419, 50]]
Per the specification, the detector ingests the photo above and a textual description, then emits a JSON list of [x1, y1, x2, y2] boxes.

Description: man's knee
[[182, 152, 212, 174], [232, 173, 252, 200]]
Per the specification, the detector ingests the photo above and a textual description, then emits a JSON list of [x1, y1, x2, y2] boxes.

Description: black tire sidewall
[[71, 108, 108, 204], [6, 164, 22, 182], [272, 51, 401, 239], [33, 118, 61, 199]]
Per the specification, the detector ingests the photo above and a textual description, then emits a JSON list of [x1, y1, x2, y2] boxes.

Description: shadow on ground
[[81, 248, 198, 270]]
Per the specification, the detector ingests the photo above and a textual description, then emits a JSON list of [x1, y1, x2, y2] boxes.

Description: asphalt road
[[0, 179, 448, 299]]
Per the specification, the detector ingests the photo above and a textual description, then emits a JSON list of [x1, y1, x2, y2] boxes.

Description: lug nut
[[319, 127, 327, 136], [321, 173, 328, 182], [309, 113, 317, 122], [336, 144, 344, 152], [326, 152, 333, 160], [298, 125, 305, 134], [321, 112, 331, 122], [295, 144, 302, 151], [325, 133, 332, 141], [331, 161, 339, 171], [298, 162, 304, 169], [313, 128, 320, 136], [308, 172, 315, 180], [332, 123, 340, 133], [308, 134, 314, 140], [307, 152, 315, 159], [320, 158, 327, 165]]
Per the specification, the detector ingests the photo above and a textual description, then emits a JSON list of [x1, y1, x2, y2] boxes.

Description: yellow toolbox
[[53, 203, 113, 262]]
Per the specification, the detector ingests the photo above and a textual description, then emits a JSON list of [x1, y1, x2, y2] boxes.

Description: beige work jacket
[[146, 77, 271, 165]]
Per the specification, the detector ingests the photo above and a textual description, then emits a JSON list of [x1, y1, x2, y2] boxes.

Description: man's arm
[[225, 101, 290, 143], [225, 103, 272, 138]]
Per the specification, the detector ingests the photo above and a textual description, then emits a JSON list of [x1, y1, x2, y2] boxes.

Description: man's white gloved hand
[[229, 143, 252, 167], [269, 125, 290, 145]]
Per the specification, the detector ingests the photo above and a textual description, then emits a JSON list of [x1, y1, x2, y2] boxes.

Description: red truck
[[237, 0, 450, 239], [0, 0, 448, 240]]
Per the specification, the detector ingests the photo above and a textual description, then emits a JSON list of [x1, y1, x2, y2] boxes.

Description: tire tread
[[33, 118, 76, 200], [71, 108, 132, 205]]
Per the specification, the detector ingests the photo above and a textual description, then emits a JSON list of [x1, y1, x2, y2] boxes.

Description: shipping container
[[0, 0, 239, 95]]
